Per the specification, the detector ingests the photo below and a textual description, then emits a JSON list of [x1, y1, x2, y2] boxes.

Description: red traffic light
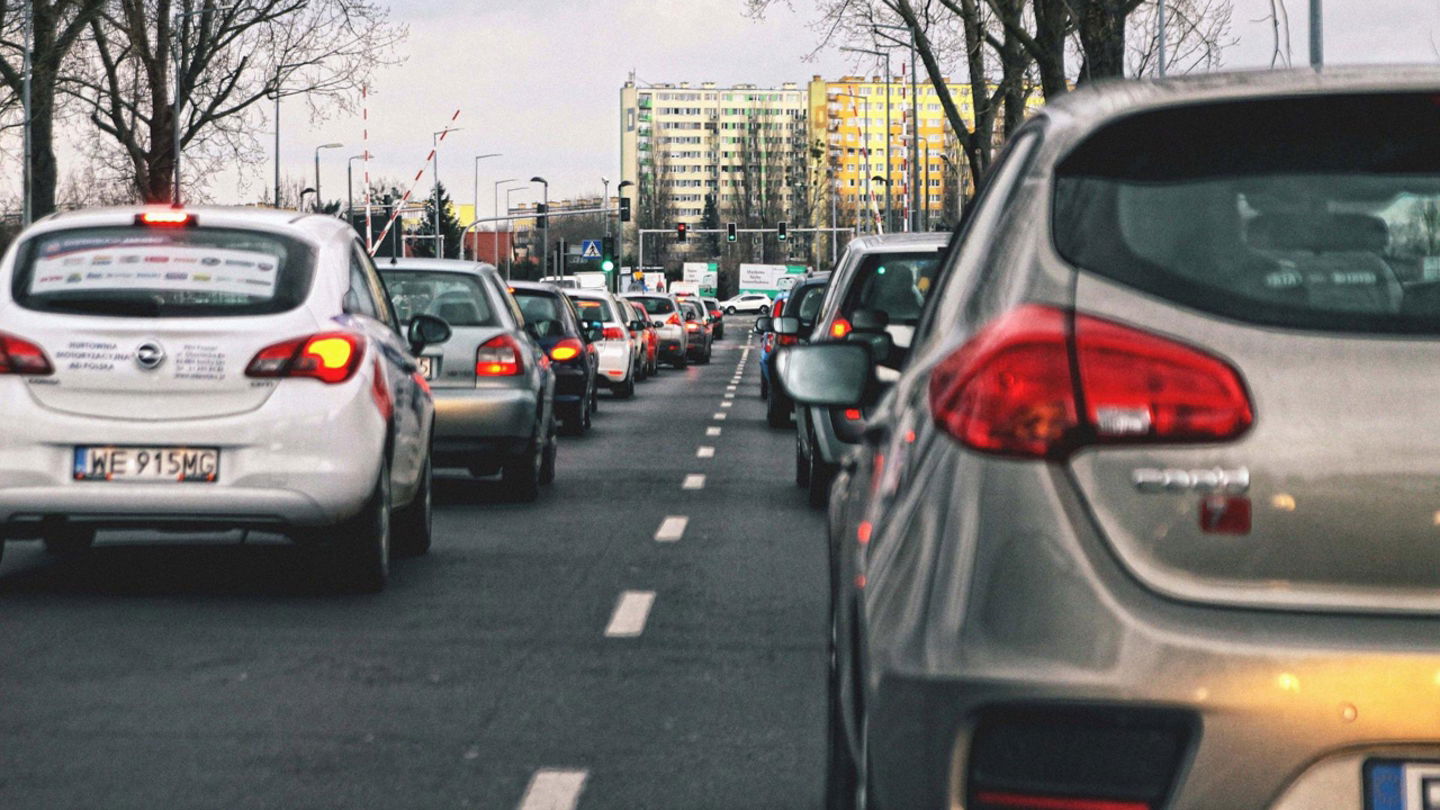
[[676, 223, 688, 242]]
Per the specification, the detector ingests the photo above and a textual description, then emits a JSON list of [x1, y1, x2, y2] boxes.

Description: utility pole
[[532, 176, 549, 277], [1158, 0, 1167, 77], [1310, 0, 1323, 67], [21, 1, 32, 224], [472, 153, 500, 259]]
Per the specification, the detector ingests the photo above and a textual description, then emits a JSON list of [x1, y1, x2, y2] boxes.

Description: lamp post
[[873, 25, 920, 231], [172, 4, 237, 204], [431, 127, 465, 257], [472, 153, 501, 258], [506, 185, 528, 280], [842, 47, 893, 233], [871, 175, 888, 233], [617, 180, 633, 271], [299, 187, 316, 211], [531, 176, 549, 278], [490, 178, 518, 263], [834, 91, 872, 234], [601, 177, 610, 239], [346, 152, 368, 222], [313, 143, 342, 212]]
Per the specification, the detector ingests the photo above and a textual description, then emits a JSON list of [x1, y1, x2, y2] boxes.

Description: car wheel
[[43, 525, 96, 557], [825, 603, 862, 810], [502, 437, 542, 502], [560, 403, 584, 437], [538, 420, 557, 485], [616, 366, 636, 398], [699, 346, 711, 365], [726, 306, 737, 315], [391, 451, 432, 558], [795, 433, 811, 487], [635, 358, 647, 382], [766, 388, 790, 428], [330, 457, 391, 594], [673, 355, 688, 369], [759, 305, 770, 315], [807, 427, 833, 508]]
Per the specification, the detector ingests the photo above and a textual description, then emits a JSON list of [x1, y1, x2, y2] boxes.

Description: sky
[[81, 0, 1440, 213]]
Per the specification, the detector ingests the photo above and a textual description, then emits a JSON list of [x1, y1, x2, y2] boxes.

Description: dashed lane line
[[720, 401, 732, 408], [517, 768, 588, 810], [706, 426, 722, 436], [713, 413, 726, 421], [697, 446, 716, 458], [654, 515, 688, 542], [604, 591, 656, 638], [682, 474, 706, 490]]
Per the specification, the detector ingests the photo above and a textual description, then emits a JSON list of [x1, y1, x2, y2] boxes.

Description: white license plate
[[73, 446, 220, 483], [1366, 760, 1440, 809], [418, 356, 437, 380]]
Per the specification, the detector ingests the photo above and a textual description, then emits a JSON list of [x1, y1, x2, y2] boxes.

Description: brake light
[[245, 332, 364, 384], [928, 305, 1251, 459], [844, 408, 863, 421], [686, 322, 700, 332], [0, 331, 54, 375], [550, 338, 584, 362], [772, 298, 785, 317], [972, 792, 1149, 810], [831, 317, 852, 339], [603, 326, 625, 340], [778, 335, 798, 346], [136, 210, 194, 227], [476, 334, 523, 376], [667, 313, 682, 326], [710, 309, 722, 317]]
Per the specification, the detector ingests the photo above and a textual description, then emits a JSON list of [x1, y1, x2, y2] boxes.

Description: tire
[[825, 606, 862, 810], [560, 402, 585, 437], [795, 433, 811, 487], [615, 366, 636, 399], [330, 458, 391, 594], [538, 420, 557, 485], [43, 525, 96, 557], [391, 452, 432, 558], [759, 305, 770, 315], [502, 437, 542, 502], [635, 357, 648, 382], [726, 306, 737, 315], [673, 355, 688, 369], [767, 388, 790, 427], [806, 426, 834, 508], [699, 346, 711, 365]]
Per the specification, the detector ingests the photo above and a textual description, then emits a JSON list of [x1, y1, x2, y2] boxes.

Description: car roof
[[27, 205, 357, 247], [378, 257, 498, 275], [566, 288, 613, 300], [507, 280, 562, 294], [845, 232, 950, 254]]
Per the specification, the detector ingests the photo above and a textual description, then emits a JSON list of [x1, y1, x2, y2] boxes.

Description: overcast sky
[[179, 0, 1440, 211]]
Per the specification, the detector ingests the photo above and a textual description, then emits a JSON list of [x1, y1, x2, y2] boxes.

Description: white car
[[720, 293, 772, 314], [565, 288, 639, 398], [0, 206, 448, 592]]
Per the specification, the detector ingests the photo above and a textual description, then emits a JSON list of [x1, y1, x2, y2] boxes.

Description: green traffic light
[[602, 260, 615, 272]]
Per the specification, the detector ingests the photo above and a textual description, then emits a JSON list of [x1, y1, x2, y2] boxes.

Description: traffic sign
[[580, 239, 602, 259]]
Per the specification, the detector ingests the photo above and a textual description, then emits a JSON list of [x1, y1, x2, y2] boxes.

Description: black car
[[679, 298, 713, 364], [757, 272, 829, 427], [509, 281, 599, 436]]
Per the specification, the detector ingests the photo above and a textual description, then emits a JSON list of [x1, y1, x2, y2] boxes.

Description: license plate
[[73, 446, 220, 483], [1366, 760, 1440, 809], [418, 356, 437, 380]]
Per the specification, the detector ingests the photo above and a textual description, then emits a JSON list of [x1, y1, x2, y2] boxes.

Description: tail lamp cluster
[[245, 332, 365, 384], [929, 305, 1253, 459], [549, 338, 585, 363], [0, 331, 54, 375], [476, 334, 524, 376]]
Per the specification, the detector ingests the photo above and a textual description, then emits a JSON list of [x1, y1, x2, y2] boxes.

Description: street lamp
[[298, 187, 316, 211], [314, 143, 343, 212], [428, 127, 465, 257], [490, 178, 518, 263], [873, 25, 922, 231], [346, 152, 368, 222], [842, 46, 894, 233], [601, 177, 610, 239], [505, 185, 528, 280], [531, 176, 549, 278], [870, 175, 888, 234], [834, 91, 872, 233], [472, 153, 501, 257]]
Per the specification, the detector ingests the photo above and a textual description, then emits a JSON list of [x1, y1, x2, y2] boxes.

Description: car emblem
[[135, 341, 166, 371]]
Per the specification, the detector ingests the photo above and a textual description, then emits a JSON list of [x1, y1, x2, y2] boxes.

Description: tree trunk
[[1077, 0, 1132, 83], [29, 75, 59, 215], [1033, 0, 1070, 99]]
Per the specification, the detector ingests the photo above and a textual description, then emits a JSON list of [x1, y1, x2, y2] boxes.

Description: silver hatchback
[[781, 67, 1440, 810]]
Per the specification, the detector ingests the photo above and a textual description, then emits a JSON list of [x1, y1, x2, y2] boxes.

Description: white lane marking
[[706, 426, 722, 436], [605, 590, 656, 637], [697, 446, 715, 458], [713, 412, 726, 420], [723, 392, 735, 399], [518, 769, 588, 810], [655, 515, 688, 542], [720, 401, 732, 408], [682, 473, 706, 490], [726, 385, 737, 391]]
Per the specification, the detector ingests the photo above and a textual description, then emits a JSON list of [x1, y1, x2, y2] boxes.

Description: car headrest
[[1247, 213, 1389, 253], [851, 308, 890, 332], [437, 301, 481, 325]]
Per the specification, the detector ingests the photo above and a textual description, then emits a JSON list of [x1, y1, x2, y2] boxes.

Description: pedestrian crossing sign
[[580, 239, 602, 259]]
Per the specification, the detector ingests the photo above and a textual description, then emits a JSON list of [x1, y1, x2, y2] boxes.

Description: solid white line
[[605, 590, 656, 637], [706, 426, 722, 436], [713, 412, 726, 420], [682, 474, 706, 490], [655, 515, 688, 542], [697, 446, 715, 458], [517, 769, 588, 810]]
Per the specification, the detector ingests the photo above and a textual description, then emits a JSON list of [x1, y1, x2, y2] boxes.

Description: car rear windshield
[[381, 271, 497, 327], [629, 296, 674, 315], [793, 283, 828, 322], [1054, 93, 1440, 334], [841, 252, 943, 325], [11, 225, 314, 318], [571, 297, 615, 323], [511, 289, 573, 338]]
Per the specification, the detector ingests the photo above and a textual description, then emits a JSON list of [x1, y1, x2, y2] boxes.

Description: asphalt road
[[0, 319, 828, 810]]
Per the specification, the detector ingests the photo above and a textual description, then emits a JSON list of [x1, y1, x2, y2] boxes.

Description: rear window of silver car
[[629, 296, 675, 315], [1054, 92, 1440, 334], [381, 271, 497, 327], [11, 226, 314, 318]]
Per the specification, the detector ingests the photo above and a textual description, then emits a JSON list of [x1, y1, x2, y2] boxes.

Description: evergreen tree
[[412, 183, 465, 259]]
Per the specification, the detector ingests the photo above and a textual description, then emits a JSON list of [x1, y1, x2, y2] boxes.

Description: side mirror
[[652, 320, 665, 329], [754, 316, 773, 333], [630, 320, 645, 331], [851, 308, 890, 332], [408, 313, 452, 354], [773, 316, 800, 336], [775, 343, 870, 406]]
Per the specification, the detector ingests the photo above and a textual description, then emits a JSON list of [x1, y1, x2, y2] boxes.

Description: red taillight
[[136, 210, 194, 227], [778, 335, 798, 346], [476, 334, 523, 376], [830, 317, 852, 339], [686, 322, 700, 332], [603, 325, 625, 340], [772, 298, 785, 317], [0, 331, 54, 375], [666, 313, 682, 326], [844, 408, 863, 421], [928, 305, 1252, 459], [973, 791, 1149, 810], [550, 338, 584, 362], [246, 332, 364, 384], [710, 309, 722, 317]]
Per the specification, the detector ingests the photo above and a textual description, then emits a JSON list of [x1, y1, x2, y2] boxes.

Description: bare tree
[[66, 0, 404, 203], [1126, 0, 1233, 77]]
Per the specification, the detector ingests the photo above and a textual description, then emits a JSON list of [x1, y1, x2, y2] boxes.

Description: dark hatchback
[[509, 281, 599, 436], [758, 272, 829, 427]]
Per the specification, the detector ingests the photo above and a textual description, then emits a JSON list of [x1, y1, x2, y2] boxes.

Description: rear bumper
[[433, 385, 538, 441]]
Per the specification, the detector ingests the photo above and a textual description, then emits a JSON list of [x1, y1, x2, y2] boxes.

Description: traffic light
[[536, 203, 548, 231], [600, 236, 616, 273], [777, 221, 788, 241], [726, 222, 737, 243], [676, 222, 688, 242], [619, 197, 631, 223]]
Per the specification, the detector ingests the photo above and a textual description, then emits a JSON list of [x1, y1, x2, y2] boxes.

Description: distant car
[[624, 293, 689, 368], [758, 273, 829, 427], [0, 206, 448, 592], [700, 296, 726, 339], [679, 298, 713, 364], [791, 232, 947, 505], [380, 259, 557, 501], [720, 293, 771, 315], [566, 288, 640, 398], [508, 280, 598, 436], [617, 297, 657, 379]]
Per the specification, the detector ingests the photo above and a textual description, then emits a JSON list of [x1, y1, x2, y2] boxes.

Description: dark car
[[700, 296, 725, 340], [757, 273, 829, 428], [679, 298, 713, 364], [509, 281, 599, 436]]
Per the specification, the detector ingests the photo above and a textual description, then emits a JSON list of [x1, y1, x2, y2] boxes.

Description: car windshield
[[841, 251, 942, 326], [379, 271, 496, 327], [629, 296, 674, 314], [11, 225, 313, 317], [1055, 92, 1440, 334]]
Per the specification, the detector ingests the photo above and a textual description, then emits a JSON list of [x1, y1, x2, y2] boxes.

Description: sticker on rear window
[[29, 245, 279, 299]]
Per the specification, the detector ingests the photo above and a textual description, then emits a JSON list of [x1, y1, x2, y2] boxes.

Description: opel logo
[[135, 341, 166, 371]]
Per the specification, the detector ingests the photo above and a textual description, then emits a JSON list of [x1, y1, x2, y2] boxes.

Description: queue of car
[[765, 68, 1440, 810]]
